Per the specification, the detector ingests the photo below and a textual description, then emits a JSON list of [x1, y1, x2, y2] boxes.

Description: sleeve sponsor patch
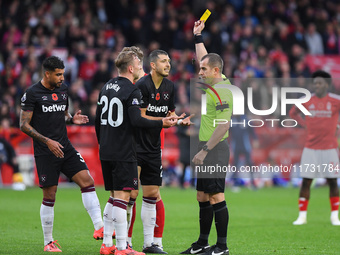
[[21, 93, 26, 102], [132, 98, 140, 105], [216, 103, 229, 111]]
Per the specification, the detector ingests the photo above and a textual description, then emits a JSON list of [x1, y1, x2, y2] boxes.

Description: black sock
[[197, 201, 213, 246], [213, 201, 229, 250]]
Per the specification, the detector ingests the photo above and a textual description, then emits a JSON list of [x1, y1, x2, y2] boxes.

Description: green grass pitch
[[1, 186, 340, 254]]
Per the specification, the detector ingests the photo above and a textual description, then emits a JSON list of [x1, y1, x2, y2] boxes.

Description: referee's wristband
[[194, 34, 203, 44]]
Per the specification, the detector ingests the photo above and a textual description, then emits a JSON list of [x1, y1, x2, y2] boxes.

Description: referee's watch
[[202, 144, 210, 152]]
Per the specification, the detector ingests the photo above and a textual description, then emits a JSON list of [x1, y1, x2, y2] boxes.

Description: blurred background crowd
[[1, 0, 340, 188], [2, 0, 340, 128]]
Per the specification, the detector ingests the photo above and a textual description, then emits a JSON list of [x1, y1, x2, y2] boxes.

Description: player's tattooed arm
[[20, 110, 65, 158], [20, 110, 49, 144]]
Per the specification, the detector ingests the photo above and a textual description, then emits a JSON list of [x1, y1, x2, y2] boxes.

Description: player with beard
[[181, 20, 233, 255], [20, 56, 104, 252], [132, 50, 192, 254], [96, 50, 177, 255]]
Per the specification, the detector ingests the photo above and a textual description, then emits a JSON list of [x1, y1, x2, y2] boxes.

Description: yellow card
[[200, 9, 211, 22]]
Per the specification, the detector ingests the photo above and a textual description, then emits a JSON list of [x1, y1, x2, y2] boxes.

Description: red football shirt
[[289, 93, 340, 150]]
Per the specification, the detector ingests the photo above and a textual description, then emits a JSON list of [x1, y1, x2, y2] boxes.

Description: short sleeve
[[215, 87, 233, 121], [20, 88, 35, 111]]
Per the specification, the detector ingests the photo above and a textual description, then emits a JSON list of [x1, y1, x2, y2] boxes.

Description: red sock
[[330, 197, 339, 211], [154, 200, 165, 238], [128, 202, 136, 238], [299, 197, 309, 211]]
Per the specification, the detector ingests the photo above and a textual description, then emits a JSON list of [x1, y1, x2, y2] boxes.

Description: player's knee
[[142, 185, 158, 197], [209, 193, 225, 205], [73, 170, 94, 188], [145, 189, 158, 198], [130, 189, 139, 199], [82, 175, 95, 187], [196, 192, 208, 202], [43, 187, 57, 200]]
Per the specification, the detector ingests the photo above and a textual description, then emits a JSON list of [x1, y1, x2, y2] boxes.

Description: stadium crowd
[[1, 0, 340, 128]]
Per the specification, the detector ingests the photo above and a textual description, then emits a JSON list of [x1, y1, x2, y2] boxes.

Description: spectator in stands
[[323, 22, 338, 55], [78, 51, 98, 95], [64, 52, 79, 84], [305, 23, 324, 55], [1, 0, 340, 132], [92, 60, 112, 91]]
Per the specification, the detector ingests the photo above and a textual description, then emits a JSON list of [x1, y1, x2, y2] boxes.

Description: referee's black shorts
[[196, 140, 230, 194]]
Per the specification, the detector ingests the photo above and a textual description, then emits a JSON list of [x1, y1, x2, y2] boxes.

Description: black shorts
[[101, 160, 138, 191], [138, 153, 162, 186], [196, 140, 230, 193], [35, 143, 88, 187]]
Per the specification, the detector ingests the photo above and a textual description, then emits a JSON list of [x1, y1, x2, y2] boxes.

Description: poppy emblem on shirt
[[163, 92, 169, 100], [156, 93, 160, 101], [52, 93, 58, 101]]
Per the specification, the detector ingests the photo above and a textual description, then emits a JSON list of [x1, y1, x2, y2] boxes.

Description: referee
[[181, 52, 233, 255]]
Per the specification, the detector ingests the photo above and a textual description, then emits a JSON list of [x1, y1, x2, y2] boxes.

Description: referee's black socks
[[198, 201, 213, 246], [213, 200, 229, 250]]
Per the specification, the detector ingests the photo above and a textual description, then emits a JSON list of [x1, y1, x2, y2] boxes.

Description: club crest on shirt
[[163, 92, 169, 100], [61, 93, 67, 100]]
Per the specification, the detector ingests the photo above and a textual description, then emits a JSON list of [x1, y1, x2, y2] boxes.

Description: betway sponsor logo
[[147, 104, 168, 113], [42, 104, 66, 112]]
